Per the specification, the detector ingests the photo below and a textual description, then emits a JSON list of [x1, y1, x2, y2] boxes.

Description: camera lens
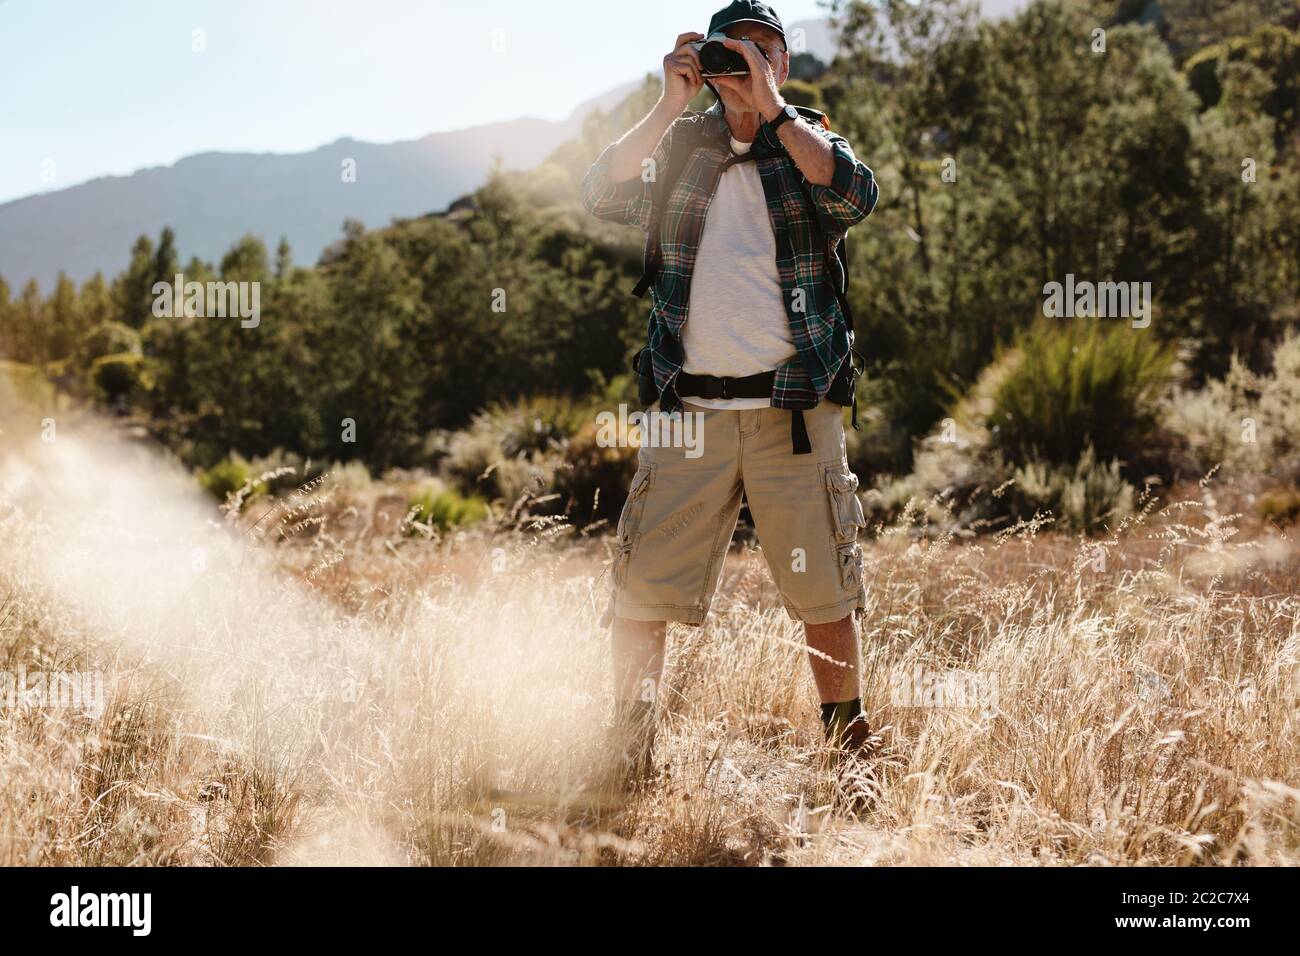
[[700, 39, 746, 75]]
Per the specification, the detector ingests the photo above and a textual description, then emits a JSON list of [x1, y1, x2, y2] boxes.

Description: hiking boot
[[595, 699, 658, 795], [822, 713, 880, 813], [832, 715, 878, 757]]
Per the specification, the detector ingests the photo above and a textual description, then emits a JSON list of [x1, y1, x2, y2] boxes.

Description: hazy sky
[[0, 0, 834, 204]]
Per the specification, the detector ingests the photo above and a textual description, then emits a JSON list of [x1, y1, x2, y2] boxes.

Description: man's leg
[[605, 617, 666, 789], [805, 612, 870, 746], [739, 401, 871, 748], [601, 404, 745, 791], [612, 617, 667, 703], [803, 613, 860, 704]]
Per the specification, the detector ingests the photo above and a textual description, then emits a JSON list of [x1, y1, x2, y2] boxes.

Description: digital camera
[[689, 32, 770, 78]]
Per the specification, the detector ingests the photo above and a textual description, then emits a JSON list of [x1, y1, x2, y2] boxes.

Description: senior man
[[581, 0, 879, 788]]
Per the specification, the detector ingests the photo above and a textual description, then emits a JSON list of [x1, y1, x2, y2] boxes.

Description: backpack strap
[[631, 115, 708, 299], [787, 107, 863, 431]]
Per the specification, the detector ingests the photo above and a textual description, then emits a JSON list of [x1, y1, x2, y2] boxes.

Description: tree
[[113, 234, 156, 329], [275, 236, 293, 279], [153, 226, 180, 286], [0, 276, 13, 359], [45, 272, 81, 363]]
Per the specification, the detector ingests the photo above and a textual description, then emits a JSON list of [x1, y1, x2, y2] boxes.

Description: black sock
[[820, 698, 862, 732]]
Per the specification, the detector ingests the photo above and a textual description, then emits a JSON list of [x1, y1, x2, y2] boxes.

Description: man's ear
[[777, 50, 790, 85]]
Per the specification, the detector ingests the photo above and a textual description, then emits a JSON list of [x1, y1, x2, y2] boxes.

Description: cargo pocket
[[600, 464, 656, 628], [613, 464, 655, 588], [835, 541, 864, 592], [823, 464, 865, 544], [824, 464, 865, 593]]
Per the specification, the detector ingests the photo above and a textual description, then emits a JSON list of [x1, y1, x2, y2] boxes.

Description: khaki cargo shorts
[[605, 399, 867, 626]]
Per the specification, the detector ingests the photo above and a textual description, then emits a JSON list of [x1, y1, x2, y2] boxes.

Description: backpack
[[630, 105, 862, 428]]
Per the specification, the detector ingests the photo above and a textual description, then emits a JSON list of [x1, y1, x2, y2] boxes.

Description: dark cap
[[707, 0, 786, 49]]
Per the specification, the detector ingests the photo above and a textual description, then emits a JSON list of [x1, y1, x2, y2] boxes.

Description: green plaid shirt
[[580, 101, 878, 412]]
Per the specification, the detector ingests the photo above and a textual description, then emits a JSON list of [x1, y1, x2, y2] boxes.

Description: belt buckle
[[719, 377, 731, 400]]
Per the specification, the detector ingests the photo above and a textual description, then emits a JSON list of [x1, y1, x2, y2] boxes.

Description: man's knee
[[804, 613, 855, 633], [613, 617, 667, 635]]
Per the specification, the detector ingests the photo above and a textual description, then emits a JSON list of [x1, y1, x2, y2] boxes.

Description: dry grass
[[0, 417, 1297, 867]]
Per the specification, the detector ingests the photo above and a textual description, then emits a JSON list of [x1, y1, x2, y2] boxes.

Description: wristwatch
[[768, 103, 800, 131]]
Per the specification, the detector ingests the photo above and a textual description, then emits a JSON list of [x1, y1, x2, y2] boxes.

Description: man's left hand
[[714, 37, 785, 121]]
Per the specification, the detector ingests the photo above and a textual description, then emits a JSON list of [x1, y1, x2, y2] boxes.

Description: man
[[580, 0, 879, 788]]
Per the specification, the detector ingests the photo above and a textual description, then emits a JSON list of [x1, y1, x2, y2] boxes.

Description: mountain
[[0, 81, 640, 291], [0, 8, 1028, 290]]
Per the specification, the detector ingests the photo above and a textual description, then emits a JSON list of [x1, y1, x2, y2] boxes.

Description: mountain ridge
[[0, 80, 642, 290], [0, 13, 852, 289]]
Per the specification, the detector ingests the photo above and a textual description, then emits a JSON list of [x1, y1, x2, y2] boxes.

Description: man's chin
[[716, 95, 757, 116]]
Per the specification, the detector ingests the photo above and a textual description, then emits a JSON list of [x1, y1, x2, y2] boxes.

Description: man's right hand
[[599, 33, 705, 185], [662, 33, 705, 113]]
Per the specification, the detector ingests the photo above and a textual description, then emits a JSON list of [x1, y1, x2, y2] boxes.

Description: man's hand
[[600, 33, 703, 184], [662, 33, 705, 113], [713, 38, 785, 120]]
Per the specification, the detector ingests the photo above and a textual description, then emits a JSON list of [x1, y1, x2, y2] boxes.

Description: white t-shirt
[[682, 136, 795, 410]]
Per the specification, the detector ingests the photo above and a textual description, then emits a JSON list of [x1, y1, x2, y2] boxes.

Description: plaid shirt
[[580, 100, 878, 412]]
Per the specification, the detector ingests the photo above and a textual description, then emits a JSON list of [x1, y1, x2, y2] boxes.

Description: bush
[[408, 486, 488, 531], [440, 396, 585, 503], [198, 456, 253, 503], [80, 322, 142, 364], [328, 459, 372, 491], [863, 322, 1167, 535], [551, 421, 639, 527], [1007, 446, 1137, 533], [1165, 331, 1300, 483], [1259, 489, 1300, 526], [988, 320, 1174, 470], [485, 395, 591, 458], [91, 352, 151, 403], [241, 449, 325, 495], [442, 426, 549, 503], [0, 360, 56, 412]]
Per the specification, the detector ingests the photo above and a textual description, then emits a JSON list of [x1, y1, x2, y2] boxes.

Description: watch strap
[[768, 105, 795, 131]]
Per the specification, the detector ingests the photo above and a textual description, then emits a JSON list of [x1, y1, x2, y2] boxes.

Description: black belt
[[674, 370, 813, 455]]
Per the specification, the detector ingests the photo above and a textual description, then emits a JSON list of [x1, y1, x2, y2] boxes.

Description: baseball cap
[[707, 0, 786, 50]]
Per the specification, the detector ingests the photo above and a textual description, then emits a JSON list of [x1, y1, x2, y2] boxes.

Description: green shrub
[[91, 352, 151, 403], [844, 372, 917, 482], [80, 322, 142, 363], [409, 487, 488, 530], [198, 456, 253, 503], [1185, 25, 1300, 139], [440, 396, 580, 503], [482, 395, 590, 458], [1007, 446, 1137, 533], [0, 360, 56, 412], [988, 319, 1174, 469], [863, 324, 1163, 536], [1259, 489, 1300, 526]]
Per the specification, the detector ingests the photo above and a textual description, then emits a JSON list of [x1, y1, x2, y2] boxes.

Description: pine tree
[[114, 235, 156, 329], [275, 236, 293, 279]]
